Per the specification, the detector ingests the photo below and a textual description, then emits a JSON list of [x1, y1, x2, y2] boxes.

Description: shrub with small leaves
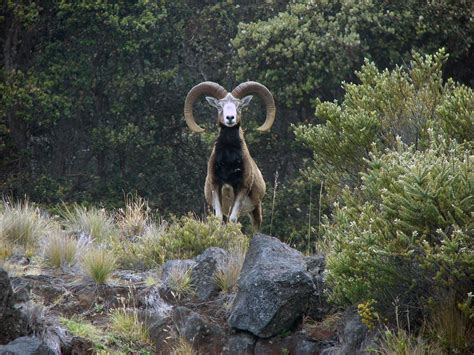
[[295, 49, 473, 201], [323, 136, 473, 323], [141, 214, 248, 265]]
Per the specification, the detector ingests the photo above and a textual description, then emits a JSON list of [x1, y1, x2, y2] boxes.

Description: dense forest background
[[1, 1, 473, 351], [1, 0, 473, 241]]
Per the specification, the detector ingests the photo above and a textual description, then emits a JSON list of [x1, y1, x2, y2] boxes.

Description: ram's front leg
[[229, 189, 247, 223], [211, 189, 224, 222]]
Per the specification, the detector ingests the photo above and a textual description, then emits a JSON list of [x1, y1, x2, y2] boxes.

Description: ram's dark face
[[206, 94, 253, 128]]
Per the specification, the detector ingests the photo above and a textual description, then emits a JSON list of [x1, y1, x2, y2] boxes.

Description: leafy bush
[[323, 136, 473, 321], [295, 49, 473, 201], [139, 214, 248, 266], [0, 199, 50, 251], [293, 50, 474, 348]]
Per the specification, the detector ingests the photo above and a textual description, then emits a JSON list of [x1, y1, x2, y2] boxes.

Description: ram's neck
[[216, 125, 244, 147]]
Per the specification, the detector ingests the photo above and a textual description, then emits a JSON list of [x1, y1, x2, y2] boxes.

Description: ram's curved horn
[[231, 81, 276, 131], [184, 82, 228, 132]]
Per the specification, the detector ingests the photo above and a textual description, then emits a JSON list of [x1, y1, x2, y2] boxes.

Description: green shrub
[[295, 49, 473, 202], [293, 50, 473, 340], [323, 136, 473, 321], [139, 214, 248, 266]]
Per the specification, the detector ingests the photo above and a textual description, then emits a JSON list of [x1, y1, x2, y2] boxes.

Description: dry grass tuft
[[81, 247, 116, 284], [62, 204, 116, 243], [376, 327, 442, 355], [167, 264, 194, 299], [429, 295, 473, 353], [171, 337, 196, 355], [43, 229, 78, 268], [0, 199, 50, 250], [214, 245, 246, 293], [116, 194, 149, 237], [110, 307, 149, 345], [303, 313, 341, 341], [0, 239, 14, 261]]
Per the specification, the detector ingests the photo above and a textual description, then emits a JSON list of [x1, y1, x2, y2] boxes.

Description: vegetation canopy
[[1, 0, 473, 352]]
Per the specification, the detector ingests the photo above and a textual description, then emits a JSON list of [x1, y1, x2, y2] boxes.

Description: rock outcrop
[[228, 234, 315, 338], [173, 306, 226, 353], [0, 267, 27, 344], [191, 247, 229, 301], [0, 336, 54, 355]]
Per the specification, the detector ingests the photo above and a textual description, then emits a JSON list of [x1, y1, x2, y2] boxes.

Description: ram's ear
[[205, 96, 221, 109], [240, 95, 253, 109]]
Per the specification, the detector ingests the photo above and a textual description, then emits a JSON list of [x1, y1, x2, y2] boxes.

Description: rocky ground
[[0, 234, 374, 354]]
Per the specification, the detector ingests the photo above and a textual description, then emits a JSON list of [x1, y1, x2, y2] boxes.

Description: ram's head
[[184, 81, 276, 132]]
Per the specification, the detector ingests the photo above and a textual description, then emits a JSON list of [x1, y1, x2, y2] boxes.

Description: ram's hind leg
[[250, 203, 263, 232]]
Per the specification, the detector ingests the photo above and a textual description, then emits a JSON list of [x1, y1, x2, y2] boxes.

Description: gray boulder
[[228, 234, 315, 338], [0, 336, 54, 355], [191, 248, 229, 300], [304, 254, 330, 320], [0, 268, 27, 344], [228, 332, 256, 355], [254, 334, 322, 355], [173, 306, 225, 353]]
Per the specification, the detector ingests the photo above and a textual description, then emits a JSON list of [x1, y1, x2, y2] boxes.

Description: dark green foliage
[[0, 1, 284, 216], [324, 137, 473, 314], [1, 0, 473, 246], [233, 0, 474, 109], [296, 51, 473, 330], [295, 50, 473, 201]]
